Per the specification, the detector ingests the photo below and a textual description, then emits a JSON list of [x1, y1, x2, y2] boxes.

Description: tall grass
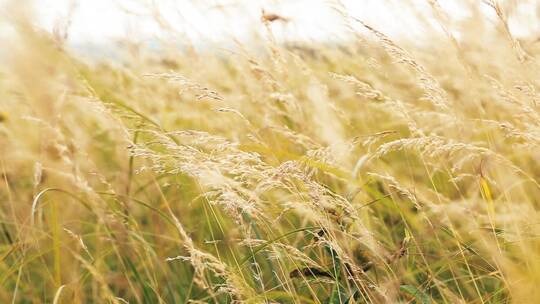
[[2, 0, 540, 303]]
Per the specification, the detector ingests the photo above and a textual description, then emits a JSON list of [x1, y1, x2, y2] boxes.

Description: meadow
[[2, 1, 540, 303]]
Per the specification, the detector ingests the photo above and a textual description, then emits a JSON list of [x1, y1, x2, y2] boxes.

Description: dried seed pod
[[289, 267, 333, 279], [261, 10, 289, 23]]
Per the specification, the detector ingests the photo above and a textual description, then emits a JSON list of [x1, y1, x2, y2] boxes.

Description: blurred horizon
[[1, 0, 540, 60]]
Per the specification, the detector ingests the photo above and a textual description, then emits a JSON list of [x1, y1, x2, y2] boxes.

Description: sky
[[11, 0, 468, 43], [2, 0, 540, 50]]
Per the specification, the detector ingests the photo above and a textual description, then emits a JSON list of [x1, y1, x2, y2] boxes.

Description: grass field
[[2, 1, 540, 303]]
